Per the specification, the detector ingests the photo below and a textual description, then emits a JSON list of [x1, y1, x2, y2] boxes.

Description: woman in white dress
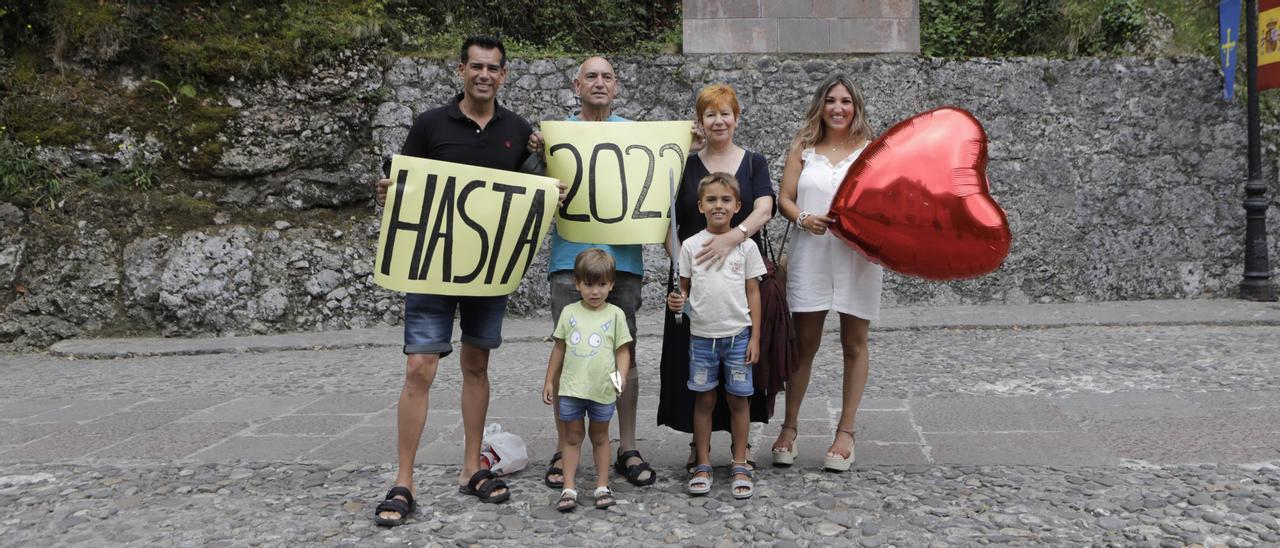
[[770, 74, 882, 472]]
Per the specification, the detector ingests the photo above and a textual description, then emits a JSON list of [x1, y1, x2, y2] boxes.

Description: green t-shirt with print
[[553, 301, 633, 405]]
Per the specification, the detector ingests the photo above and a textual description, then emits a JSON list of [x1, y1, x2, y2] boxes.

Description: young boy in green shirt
[[542, 249, 632, 511]]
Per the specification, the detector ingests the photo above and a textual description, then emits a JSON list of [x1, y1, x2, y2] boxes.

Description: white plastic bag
[[481, 423, 528, 476]]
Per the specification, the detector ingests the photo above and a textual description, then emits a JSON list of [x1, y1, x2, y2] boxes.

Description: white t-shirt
[[679, 229, 768, 338]]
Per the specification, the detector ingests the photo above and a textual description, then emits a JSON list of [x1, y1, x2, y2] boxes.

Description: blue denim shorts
[[403, 294, 507, 357], [688, 327, 754, 397], [558, 395, 616, 423]]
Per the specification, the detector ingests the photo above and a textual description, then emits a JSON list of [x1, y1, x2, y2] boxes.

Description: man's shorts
[[558, 395, 616, 423], [550, 270, 641, 341], [687, 327, 754, 397], [403, 293, 507, 357]]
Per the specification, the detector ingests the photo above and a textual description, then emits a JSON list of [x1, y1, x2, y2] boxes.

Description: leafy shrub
[[387, 1, 682, 56], [0, 136, 156, 209], [0, 138, 65, 208], [1, 1, 681, 86], [921, 0, 1062, 57], [921, 0, 1213, 58]]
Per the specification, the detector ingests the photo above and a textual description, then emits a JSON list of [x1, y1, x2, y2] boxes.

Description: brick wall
[[683, 0, 920, 54]]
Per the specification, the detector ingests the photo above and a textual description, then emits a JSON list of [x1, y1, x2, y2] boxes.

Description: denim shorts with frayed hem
[[403, 293, 507, 357], [558, 395, 616, 423], [687, 327, 754, 397]]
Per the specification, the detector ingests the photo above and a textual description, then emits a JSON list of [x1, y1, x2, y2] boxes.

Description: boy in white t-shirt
[[666, 172, 766, 499], [543, 249, 632, 512]]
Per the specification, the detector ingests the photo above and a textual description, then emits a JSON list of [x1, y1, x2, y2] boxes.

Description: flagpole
[[1243, 0, 1278, 301]]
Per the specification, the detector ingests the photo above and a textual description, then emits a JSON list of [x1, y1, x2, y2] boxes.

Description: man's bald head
[[577, 56, 613, 79], [574, 56, 618, 114]]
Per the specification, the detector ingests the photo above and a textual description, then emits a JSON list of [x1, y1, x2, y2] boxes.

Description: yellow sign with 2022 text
[[375, 155, 559, 296], [542, 121, 693, 244]]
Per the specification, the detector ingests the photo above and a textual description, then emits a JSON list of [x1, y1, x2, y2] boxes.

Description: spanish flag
[[1261, 0, 1280, 89]]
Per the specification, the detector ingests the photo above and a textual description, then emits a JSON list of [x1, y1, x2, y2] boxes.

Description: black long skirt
[[655, 309, 770, 433]]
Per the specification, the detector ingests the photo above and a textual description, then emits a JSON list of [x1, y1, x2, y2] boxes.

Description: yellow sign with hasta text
[[375, 155, 559, 296], [542, 121, 693, 244]]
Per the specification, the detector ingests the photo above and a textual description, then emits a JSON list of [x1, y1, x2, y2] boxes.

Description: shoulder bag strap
[[745, 150, 776, 262]]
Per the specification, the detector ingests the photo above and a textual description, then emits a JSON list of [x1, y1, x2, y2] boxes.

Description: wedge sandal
[[822, 427, 855, 472], [772, 424, 799, 467]]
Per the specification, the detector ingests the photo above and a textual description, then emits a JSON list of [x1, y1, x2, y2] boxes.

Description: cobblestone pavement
[[1, 300, 1278, 546]]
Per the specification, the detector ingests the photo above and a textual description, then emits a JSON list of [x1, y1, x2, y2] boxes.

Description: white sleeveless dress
[[786, 147, 883, 320]]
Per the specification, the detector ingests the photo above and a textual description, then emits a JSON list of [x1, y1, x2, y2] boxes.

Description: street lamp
[[1243, 0, 1278, 301]]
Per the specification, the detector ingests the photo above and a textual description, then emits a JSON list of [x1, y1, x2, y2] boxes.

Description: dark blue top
[[676, 150, 775, 245]]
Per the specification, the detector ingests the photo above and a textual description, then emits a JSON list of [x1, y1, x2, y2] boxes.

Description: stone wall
[[1, 54, 1275, 350]]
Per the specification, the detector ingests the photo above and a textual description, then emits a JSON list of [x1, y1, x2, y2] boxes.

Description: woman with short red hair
[[657, 83, 776, 482]]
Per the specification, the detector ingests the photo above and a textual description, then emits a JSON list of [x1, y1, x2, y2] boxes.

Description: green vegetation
[[0, 1, 1223, 87], [0, 0, 387, 83], [0, 139, 63, 208], [0, 0, 1232, 214], [0, 138, 155, 209], [0, 0, 682, 185], [921, 0, 1217, 58], [389, 1, 683, 59], [1, 1, 682, 87]]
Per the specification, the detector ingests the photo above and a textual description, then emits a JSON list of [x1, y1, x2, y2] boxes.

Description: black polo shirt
[[400, 93, 532, 172]]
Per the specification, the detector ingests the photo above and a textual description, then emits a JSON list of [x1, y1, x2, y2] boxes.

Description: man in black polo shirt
[[372, 35, 535, 525]]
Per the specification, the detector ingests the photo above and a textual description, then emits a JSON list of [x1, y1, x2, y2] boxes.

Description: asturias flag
[[1260, 0, 1280, 90], [1222, 0, 1241, 99]]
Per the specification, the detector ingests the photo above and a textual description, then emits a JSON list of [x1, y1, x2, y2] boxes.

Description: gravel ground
[[1, 322, 1277, 546]]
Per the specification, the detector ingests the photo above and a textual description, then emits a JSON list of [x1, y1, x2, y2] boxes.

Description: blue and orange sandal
[[373, 486, 415, 527]]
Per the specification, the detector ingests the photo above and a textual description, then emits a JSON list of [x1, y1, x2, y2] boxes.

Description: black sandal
[[458, 469, 510, 504], [544, 451, 564, 488], [685, 442, 696, 475], [614, 449, 657, 486], [373, 486, 415, 527]]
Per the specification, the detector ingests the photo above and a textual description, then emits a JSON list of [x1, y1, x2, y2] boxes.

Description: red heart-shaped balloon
[[827, 107, 1011, 280]]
